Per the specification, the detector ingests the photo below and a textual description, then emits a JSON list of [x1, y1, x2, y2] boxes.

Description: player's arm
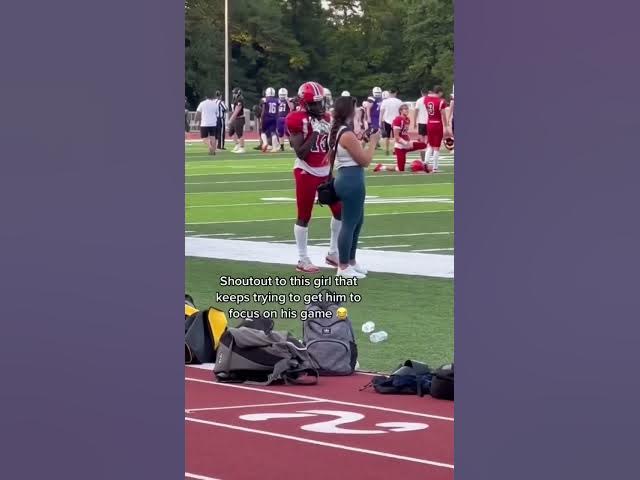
[[228, 103, 242, 123], [364, 101, 371, 124], [194, 111, 202, 127], [379, 105, 386, 127], [440, 102, 451, 137], [393, 122, 409, 147], [289, 131, 318, 161]]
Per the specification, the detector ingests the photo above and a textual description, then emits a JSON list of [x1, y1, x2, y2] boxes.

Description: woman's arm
[[339, 130, 379, 168]]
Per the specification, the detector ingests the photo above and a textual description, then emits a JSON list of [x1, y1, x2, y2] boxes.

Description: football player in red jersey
[[286, 81, 342, 273], [373, 103, 428, 173], [424, 86, 452, 172]]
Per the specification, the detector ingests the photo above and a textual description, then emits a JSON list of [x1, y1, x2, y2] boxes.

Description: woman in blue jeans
[[329, 97, 381, 279]]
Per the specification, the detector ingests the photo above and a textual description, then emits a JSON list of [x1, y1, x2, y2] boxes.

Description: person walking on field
[[379, 89, 402, 156], [330, 96, 380, 279], [424, 85, 452, 172], [227, 87, 246, 154], [195, 92, 220, 156]]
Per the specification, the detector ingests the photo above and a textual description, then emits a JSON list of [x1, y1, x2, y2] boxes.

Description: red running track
[[185, 366, 454, 480]]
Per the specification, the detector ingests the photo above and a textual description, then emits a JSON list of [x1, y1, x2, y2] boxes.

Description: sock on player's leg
[[261, 133, 268, 146], [425, 145, 434, 163], [329, 217, 342, 256], [432, 150, 440, 170], [271, 135, 280, 151], [294, 224, 309, 261]]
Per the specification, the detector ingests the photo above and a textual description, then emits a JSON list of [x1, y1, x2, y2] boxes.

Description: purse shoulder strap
[[328, 125, 349, 177]]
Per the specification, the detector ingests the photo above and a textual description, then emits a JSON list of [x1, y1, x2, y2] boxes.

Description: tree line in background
[[185, 0, 453, 109]]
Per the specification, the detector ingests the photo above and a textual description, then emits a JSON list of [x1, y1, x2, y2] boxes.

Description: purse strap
[[328, 125, 349, 178]]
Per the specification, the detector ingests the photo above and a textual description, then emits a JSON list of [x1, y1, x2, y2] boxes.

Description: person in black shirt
[[227, 87, 246, 154]]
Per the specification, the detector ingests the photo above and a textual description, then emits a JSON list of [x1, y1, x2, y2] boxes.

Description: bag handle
[[328, 125, 349, 178]]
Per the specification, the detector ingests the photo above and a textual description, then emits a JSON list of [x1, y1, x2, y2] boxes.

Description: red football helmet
[[298, 81, 326, 118], [411, 160, 425, 172], [444, 137, 454, 151]]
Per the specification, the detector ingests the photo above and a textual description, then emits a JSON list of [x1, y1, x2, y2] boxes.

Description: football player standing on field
[[261, 87, 280, 152], [276, 88, 291, 152], [424, 86, 452, 172], [286, 81, 342, 273]]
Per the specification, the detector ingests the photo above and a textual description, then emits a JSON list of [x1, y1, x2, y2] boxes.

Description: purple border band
[[456, 0, 640, 478], [0, 1, 184, 479]]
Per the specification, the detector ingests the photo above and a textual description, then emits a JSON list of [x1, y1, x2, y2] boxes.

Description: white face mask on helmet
[[265, 87, 276, 97], [372, 86, 382, 98], [278, 88, 288, 99]]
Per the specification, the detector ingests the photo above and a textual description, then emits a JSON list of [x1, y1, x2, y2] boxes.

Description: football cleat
[[444, 137, 454, 151], [296, 259, 320, 274], [373, 163, 384, 173], [424, 162, 433, 173]]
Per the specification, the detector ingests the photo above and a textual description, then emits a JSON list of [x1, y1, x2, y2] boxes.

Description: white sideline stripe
[[413, 248, 455, 252], [190, 233, 234, 238], [230, 235, 274, 240], [185, 473, 222, 480], [185, 417, 454, 470], [186, 175, 453, 185], [184, 155, 454, 164], [363, 244, 411, 249], [187, 197, 453, 209], [294, 232, 453, 242], [185, 377, 454, 421], [185, 238, 453, 278], [186, 183, 454, 195], [186, 209, 453, 225], [186, 400, 322, 413]]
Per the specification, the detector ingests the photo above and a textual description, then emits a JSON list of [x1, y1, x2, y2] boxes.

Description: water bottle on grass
[[369, 331, 388, 343], [361, 321, 375, 333]]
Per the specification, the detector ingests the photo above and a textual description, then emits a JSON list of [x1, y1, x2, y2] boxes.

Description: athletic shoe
[[296, 259, 320, 273], [424, 163, 433, 173], [325, 253, 339, 267], [280, 145, 285, 152], [231, 145, 239, 153], [373, 163, 383, 173], [262, 144, 270, 153], [336, 266, 366, 279], [352, 263, 368, 275], [235, 147, 245, 154]]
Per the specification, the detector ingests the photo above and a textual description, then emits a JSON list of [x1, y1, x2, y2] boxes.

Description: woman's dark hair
[[329, 96, 355, 149]]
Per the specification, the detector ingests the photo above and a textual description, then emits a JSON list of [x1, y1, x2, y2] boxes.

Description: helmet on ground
[[411, 160, 425, 172]]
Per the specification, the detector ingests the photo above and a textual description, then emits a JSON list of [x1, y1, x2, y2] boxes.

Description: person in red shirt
[[373, 103, 428, 173], [424, 85, 452, 172], [286, 81, 342, 273]]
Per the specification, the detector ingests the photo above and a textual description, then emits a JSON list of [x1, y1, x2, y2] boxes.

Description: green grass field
[[185, 141, 454, 371]]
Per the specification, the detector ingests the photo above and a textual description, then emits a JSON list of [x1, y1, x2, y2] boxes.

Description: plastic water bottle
[[361, 321, 375, 333], [369, 331, 388, 343]]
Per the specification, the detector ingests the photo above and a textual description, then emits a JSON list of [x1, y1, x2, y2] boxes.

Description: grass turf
[[186, 257, 454, 372], [185, 141, 454, 372]]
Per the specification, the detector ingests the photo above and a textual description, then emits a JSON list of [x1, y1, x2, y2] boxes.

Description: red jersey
[[286, 110, 332, 176], [424, 94, 448, 124], [392, 115, 411, 142]]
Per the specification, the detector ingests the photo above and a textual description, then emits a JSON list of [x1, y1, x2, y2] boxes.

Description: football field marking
[[362, 244, 411, 249], [186, 400, 323, 413], [185, 473, 222, 480], [185, 417, 454, 470], [413, 248, 455, 252], [186, 183, 454, 195], [185, 376, 454, 421], [185, 237, 454, 277], [186, 209, 453, 225]]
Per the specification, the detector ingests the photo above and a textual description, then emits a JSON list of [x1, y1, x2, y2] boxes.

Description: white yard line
[[185, 237, 453, 278], [185, 473, 222, 480], [230, 235, 274, 240], [186, 209, 453, 225], [186, 183, 454, 195], [362, 244, 411, 249], [190, 233, 234, 238], [412, 248, 455, 252]]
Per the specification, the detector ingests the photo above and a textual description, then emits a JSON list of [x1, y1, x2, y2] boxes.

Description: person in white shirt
[[413, 88, 429, 143], [195, 93, 220, 155], [379, 89, 402, 155]]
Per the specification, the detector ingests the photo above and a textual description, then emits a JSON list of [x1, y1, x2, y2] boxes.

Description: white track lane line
[[186, 400, 323, 413], [185, 473, 222, 480], [185, 417, 454, 470], [185, 377, 454, 422]]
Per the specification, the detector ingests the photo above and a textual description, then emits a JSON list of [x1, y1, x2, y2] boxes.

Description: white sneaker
[[351, 263, 368, 275], [236, 147, 245, 153], [231, 145, 239, 153], [336, 265, 366, 279]]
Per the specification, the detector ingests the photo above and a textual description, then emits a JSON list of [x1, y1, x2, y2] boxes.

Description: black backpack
[[430, 363, 454, 400]]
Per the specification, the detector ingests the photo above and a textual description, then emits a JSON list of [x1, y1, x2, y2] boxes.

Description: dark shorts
[[200, 126, 219, 138], [228, 118, 245, 138], [381, 121, 392, 138], [277, 117, 287, 137], [418, 123, 427, 136], [262, 117, 277, 136]]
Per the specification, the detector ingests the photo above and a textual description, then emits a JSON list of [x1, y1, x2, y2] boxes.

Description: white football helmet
[[372, 86, 382, 98], [341, 90, 351, 97], [382, 90, 390, 99], [265, 87, 276, 97], [278, 88, 288, 99]]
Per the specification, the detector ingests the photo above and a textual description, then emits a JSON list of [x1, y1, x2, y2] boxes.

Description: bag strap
[[328, 125, 349, 178]]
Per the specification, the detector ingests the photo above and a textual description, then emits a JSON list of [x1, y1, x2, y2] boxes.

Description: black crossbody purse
[[317, 126, 347, 206]]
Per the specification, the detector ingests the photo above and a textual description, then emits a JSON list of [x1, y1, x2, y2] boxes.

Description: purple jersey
[[277, 98, 290, 118], [263, 96, 279, 120], [368, 96, 382, 126]]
